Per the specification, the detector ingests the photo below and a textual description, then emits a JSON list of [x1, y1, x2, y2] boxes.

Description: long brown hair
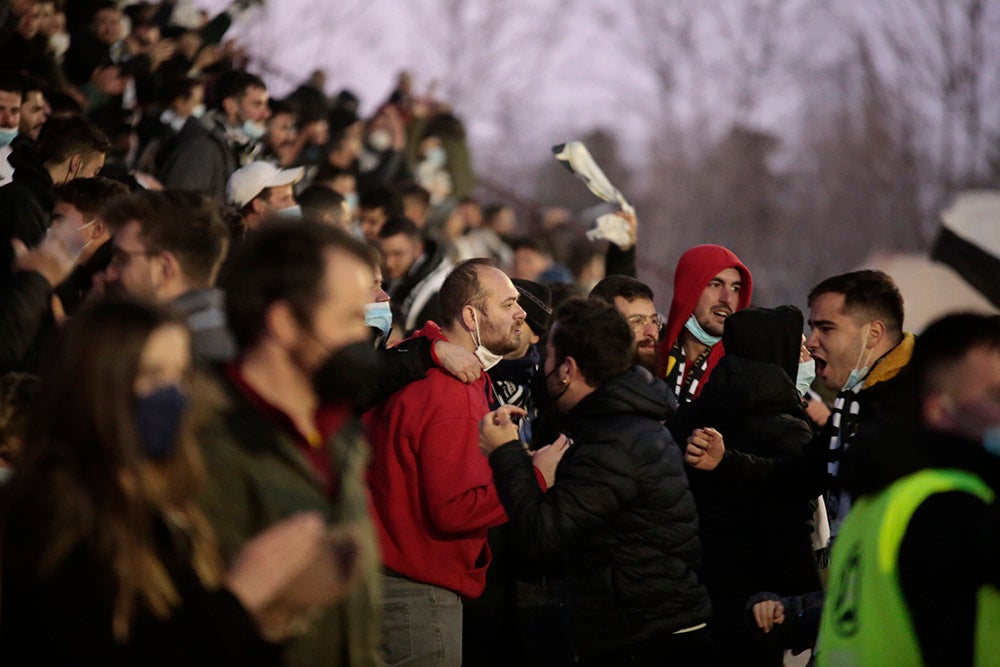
[[6, 298, 223, 641]]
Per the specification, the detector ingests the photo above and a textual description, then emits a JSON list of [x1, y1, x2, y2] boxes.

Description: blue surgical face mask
[[276, 204, 302, 218], [685, 314, 722, 347], [365, 301, 393, 335], [424, 146, 446, 169], [0, 126, 18, 147], [984, 425, 1000, 458], [242, 119, 266, 140], [0, 467, 13, 485], [841, 324, 874, 393], [135, 385, 187, 460], [796, 359, 816, 397]]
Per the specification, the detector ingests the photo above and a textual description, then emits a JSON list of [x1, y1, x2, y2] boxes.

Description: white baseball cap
[[227, 161, 304, 207]]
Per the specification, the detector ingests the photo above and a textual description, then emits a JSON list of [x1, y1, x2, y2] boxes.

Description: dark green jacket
[[197, 376, 381, 667]]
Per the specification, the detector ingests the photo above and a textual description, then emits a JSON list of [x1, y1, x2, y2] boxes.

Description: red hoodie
[[365, 322, 508, 598], [658, 245, 753, 397]]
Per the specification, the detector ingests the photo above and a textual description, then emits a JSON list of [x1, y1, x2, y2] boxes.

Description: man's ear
[[251, 194, 271, 217], [91, 218, 108, 241], [460, 303, 477, 332], [221, 97, 238, 120], [265, 300, 301, 349], [923, 393, 951, 431], [866, 320, 887, 348], [157, 250, 181, 282], [563, 355, 580, 383]]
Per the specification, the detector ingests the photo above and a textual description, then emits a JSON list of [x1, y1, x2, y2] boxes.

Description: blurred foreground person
[[0, 299, 344, 665], [199, 222, 383, 667]]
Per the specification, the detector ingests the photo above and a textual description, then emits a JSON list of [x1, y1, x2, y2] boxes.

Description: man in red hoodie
[[366, 258, 527, 667], [659, 244, 753, 403]]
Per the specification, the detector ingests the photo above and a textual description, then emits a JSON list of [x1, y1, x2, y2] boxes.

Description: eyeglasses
[[626, 313, 665, 330], [110, 246, 154, 268]]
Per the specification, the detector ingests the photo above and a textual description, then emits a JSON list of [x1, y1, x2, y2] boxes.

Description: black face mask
[[312, 341, 382, 410]]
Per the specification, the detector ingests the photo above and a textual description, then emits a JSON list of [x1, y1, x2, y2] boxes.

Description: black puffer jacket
[[489, 366, 711, 660], [669, 354, 819, 592], [669, 306, 820, 596]]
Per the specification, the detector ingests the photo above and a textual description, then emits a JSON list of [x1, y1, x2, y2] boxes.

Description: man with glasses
[[590, 275, 664, 374], [101, 190, 235, 362]]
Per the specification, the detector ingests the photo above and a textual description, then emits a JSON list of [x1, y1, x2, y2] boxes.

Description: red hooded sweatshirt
[[658, 245, 753, 398], [365, 322, 508, 598]]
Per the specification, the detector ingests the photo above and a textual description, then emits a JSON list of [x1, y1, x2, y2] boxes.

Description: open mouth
[[814, 357, 827, 376], [712, 307, 732, 319]]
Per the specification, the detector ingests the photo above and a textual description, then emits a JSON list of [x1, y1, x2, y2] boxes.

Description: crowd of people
[[1, 1, 999, 666]]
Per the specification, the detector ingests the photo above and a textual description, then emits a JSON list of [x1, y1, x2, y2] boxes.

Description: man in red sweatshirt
[[658, 244, 753, 403], [366, 258, 527, 666]]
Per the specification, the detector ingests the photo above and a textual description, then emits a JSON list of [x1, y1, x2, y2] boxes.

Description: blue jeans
[[381, 573, 463, 667]]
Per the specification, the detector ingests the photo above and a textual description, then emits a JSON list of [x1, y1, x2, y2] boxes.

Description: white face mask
[[471, 309, 502, 371], [191, 103, 206, 119]]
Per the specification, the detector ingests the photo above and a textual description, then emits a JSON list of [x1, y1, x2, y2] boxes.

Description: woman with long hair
[[0, 298, 343, 665]]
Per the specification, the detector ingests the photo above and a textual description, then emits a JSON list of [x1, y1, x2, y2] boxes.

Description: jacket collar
[[862, 331, 915, 390]]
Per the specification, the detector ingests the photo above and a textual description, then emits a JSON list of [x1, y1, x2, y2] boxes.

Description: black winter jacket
[[669, 354, 820, 595], [489, 366, 711, 660]]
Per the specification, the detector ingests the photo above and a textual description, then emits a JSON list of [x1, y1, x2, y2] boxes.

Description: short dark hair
[[213, 70, 266, 111], [511, 236, 553, 257], [313, 163, 354, 186], [0, 73, 24, 97], [359, 187, 394, 213], [589, 275, 655, 305], [398, 182, 430, 206], [808, 270, 905, 335], [53, 177, 129, 220], [222, 221, 372, 350], [439, 258, 494, 325], [551, 297, 634, 387], [377, 216, 420, 242], [298, 184, 344, 220], [159, 77, 202, 106], [18, 74, 47, 97], [45, 90, 84, 117], [912, 312, 1000, 399], [102, 191, 229, 288], [37, 116, 111, 165], [268, 97, 295, 119]]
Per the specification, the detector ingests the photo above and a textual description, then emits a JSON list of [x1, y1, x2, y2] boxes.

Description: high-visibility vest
[[816, 468, 1000, 666]]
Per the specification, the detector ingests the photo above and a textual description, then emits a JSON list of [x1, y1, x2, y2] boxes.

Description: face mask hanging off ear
[[841, 324, 875, 393], [471, 309, 503, 371]]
